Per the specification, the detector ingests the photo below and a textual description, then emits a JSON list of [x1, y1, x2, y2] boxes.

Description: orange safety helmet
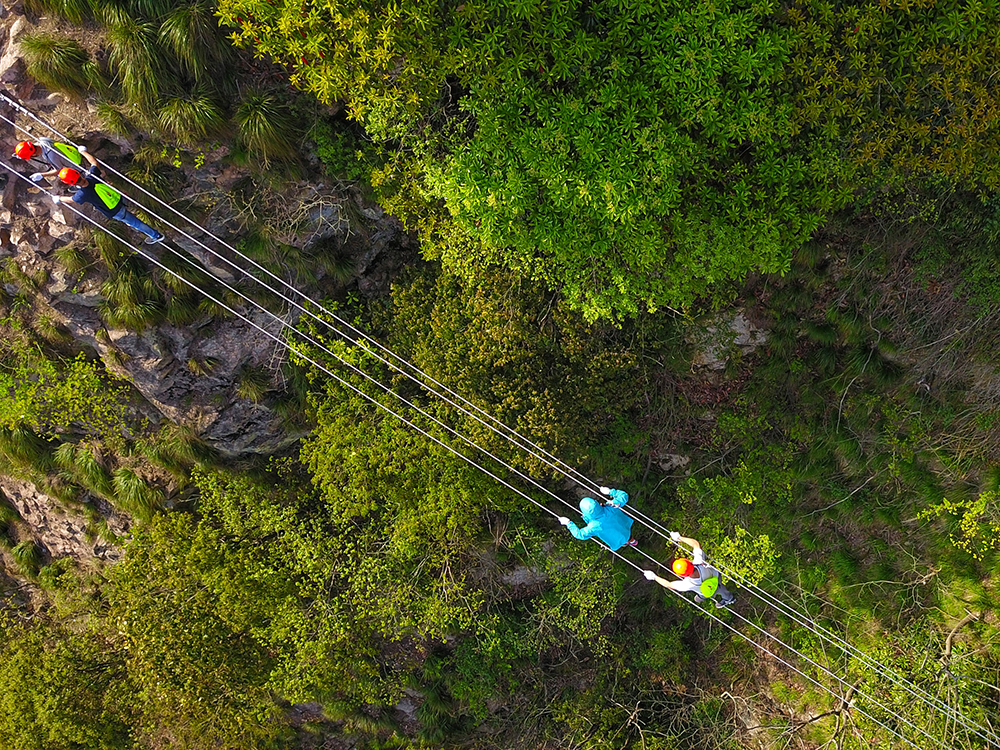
[[672, 558, 694, 577], [58, 167, 81, 185], [14, 141, 36, 159]]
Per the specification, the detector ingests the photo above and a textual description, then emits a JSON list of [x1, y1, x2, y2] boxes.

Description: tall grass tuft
[[92, 231, 130, 271], [103, 11, 166, 108], [158, 93, 225, 145], [33, 314, 73, 345], [24, 0, 90, 23], [235, 90, 299, 167], [11, 540, 42, 576], [0, 426, 55, 473], [96, 100, 135, 137], [165, 293, 202, 326], [236, 365, 271, 403], [0, 494, 20, 524], [19, 33, 91, 96], [74, 444, 114, 498], [112, 468, 161, 521], [159, 0, 228, 82], [100, 272, 164, 330], [54, 241, 91, 274]]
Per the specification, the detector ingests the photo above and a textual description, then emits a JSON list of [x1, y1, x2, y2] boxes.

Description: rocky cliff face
[[0, 4, 415, 569]]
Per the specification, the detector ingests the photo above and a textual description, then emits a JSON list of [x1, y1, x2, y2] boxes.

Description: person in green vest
[[49, 150, 164, 244], [13, 137, 85, 183], [643, 533, 736, 607]]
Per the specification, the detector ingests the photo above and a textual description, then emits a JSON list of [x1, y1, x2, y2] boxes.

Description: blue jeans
[[112, 205, 162, 241]]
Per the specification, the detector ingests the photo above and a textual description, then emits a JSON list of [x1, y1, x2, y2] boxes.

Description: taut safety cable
[[3, 96, 993, 746], [0, 92, 607, 499], [0, 160, 954, 749], [625, 503, 1000, 748]]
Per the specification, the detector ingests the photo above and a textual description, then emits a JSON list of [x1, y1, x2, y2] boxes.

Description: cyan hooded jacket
[[566, 491, 634, 550]]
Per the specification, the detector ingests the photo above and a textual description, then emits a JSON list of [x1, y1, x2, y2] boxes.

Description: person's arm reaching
[[566, 520, 598, 541], [599, 486, 629, 507], [670, 531, 702, 555], [643, 570, 687, 590]]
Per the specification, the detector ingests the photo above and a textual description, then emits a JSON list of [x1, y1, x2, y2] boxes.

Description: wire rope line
[[662, 588, 932, 750], [716, 561, 1000, 749], [622, 499, 1000, 748], [0, 160, 589, 523], [726, 608, 954, 750], [0, 162, 574, 527], [0, 96, 989, 746], [0, 92, 607, 499], [0, 163, 961, 750]]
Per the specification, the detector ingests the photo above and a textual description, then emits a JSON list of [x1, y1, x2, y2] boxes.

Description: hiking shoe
[[627, 539, 638, 547], [145, 234, 165, 244], [715, 597, 736, 609], [693, 594, 705, 603]]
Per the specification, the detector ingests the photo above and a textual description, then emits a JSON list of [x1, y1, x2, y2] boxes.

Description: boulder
[[687, 309, 768, 370], [0, 478, 125, 564]]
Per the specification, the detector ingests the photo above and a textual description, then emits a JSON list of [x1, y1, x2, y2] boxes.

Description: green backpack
[[53, 142, 83, 166], [94, 183, 122, 211]]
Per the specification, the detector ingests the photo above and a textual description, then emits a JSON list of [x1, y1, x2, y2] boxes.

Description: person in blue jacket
[[558, 486, 636, 550]]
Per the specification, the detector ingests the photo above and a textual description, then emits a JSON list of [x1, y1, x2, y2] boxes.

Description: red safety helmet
[[58, 168, 81, 185], [672, 558, 694, 577], [14, 141, 36, 159]]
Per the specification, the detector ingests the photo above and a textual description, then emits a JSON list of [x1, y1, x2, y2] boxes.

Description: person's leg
[[113, 206, 163, 241], [714, 581, 735, 606]]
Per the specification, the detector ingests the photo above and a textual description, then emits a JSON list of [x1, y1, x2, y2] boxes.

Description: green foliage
[[0, 621, 133, 750], [311, 119, 379, 184], [919, 490, 1000, 562], [0, 333, 134, 440], [221, 0, 848, 319], [785, 0, 1000, 191], [379, 266, 648, 476], [19, 33, 91, 97]]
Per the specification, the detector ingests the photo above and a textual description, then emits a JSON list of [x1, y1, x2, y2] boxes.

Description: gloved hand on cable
[[599, 486, 611, 495], [29, 172, 44, 183], [558, 517, 571, 526], [643, 570, 656, 581], [49, 193, 61, 204], [77, 145, 87, 153], [670, 531, 681, 542]]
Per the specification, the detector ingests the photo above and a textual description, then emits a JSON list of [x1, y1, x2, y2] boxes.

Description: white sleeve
[[692, 548, 705, 565]]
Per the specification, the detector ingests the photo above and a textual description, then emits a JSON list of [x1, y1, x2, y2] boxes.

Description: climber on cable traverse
[[49, 149, 164, 244], [644, 532, 736, 607], [12, 138, 85, 184], [558, 486, 638, 550]]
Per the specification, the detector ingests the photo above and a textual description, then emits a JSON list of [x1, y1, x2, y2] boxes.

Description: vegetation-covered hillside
[[0, 0, 998, 747]]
